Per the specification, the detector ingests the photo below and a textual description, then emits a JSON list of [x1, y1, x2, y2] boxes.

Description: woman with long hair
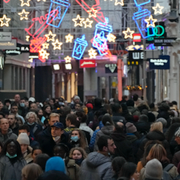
[[0, 139, 26, 180], [70, 129, 89, 153]]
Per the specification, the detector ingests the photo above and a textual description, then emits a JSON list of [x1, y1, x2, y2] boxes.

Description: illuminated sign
[[46, 0, 70, 28], [30, 37, 47, 53], [105, 64, 117, 73], [75, 0, 105, 23], [72, 35, 88, 60], [80, 59, 96, 68], [3, 0, 10, 3], [92, 17, 112, 56], [154, 38, 176, 46], [132, 0, 154, 39], [17, 44, 30, 53], [129, 50, 144, 60], [133, 33, 141, 42], [148, 55, 170, 69], [6, 46, 21, 55]]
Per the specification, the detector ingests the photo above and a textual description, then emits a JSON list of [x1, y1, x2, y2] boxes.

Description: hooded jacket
[[79, 152, 114, 180], [111, 131, 134, 162], [94, 125, 114, 151], [0, 129, 17, 144]]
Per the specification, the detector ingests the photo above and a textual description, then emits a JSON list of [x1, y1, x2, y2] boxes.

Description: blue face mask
[[71, 136, 79, 142], [6, 152, 17, 159], [20, 103, 25, 107], [27, 122, 35, 126]]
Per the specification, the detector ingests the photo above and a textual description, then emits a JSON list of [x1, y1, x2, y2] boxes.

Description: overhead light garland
[[152, 3, 164, 15], [65, 34, 73, 43], [39, 49, 50, 59], [122, 28, 134, 39], [18, 9, 29, 20], [0, 15, 11, 27], [114, 0, 124, 6], [144, 15, 157, 27], [20, 0, 31, 7], [87, 8, 98, 18], [83, 18, 93, 28], [52, 39, 63, 50], [64, 56, 71, 63], [45, 31, 56, 42], [42, 43, 49, 49], [107, 33, 116, 42], [72, 15, 85, 27], [88, 48, 97, 58]]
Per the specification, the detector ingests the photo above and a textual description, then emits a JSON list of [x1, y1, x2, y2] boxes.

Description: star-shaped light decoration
[[64, 56, 71, 63], [39, 49, 50, 59], [28, 58, 33, 63], [20, 0, 31, 6], [152, 3, 164, 15], [87, 8, 98, 18], [72, 15, 85, 27], [42, 43, 49, 49], [122, 28, 134, 39], [83, 18, 93, 28], [107, 34, 116, 42], [65, 34, 73, 43], [45, 31, 56, 42], [37, 0, 46, 1], [88, 48, 97, 59], [26, 35, 30, 41], [52, 39, 63, 50], [114, 0, 124, 6], [18, 9, 29, 20], [144, 15, 157, 27], [0, 15, 11, 27]]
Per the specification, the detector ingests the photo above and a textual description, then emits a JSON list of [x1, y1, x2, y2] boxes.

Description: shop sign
[[0, 39, 16, 50], [148, 55, 170, 69], [129, 50, 144, 60], [105, 64, 117, 73], [5, 46, 21, 55], [80, 60, 96, 68], [133, 33, 141, 42], [17, 43, 30, 53], [154, 38, 176, 46], [0, 32, 11, 42]]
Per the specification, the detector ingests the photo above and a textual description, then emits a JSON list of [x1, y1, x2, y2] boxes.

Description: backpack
[[164, 164, 179, 180]]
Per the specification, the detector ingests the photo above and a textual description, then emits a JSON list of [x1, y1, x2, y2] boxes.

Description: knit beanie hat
[[175, 128, 180, 137], [145, 159, 163, 180], [17, 133, 30, 145], [126, 122, 137, 133]]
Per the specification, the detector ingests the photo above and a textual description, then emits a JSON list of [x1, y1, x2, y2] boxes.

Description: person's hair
[[69, 147, 87, 159], [71, 129, 88, 149], [61, 106, 71, 116], [22, 163, 42, 180], [26, 112, 38, 122], [66, 114, 77, 126], [54, 143, 69, 156], [11, 102, 18, 107], [146, 144, 170, 164], [122, 95, 127, 101], [112, 157, 126, 177], [172, 101, 178, 105], [102, 115, 114, 126], [35, 153, 50, 171], [139, 114, 148, 122], [97, 135, 111, 151], [32, 146, 43, 155], [133, 94, 139, 101], [141, 140, 162, 167], [0, 112, 5, 118], [76, 111, 87, 123], [49, 113, 60, 120], [149, 103, 155, 109], [126, 100, 134, 107], [0, 108, 9, 116], [114, 122, 124, 133], [94, 98, 102, 107], [19, 124, 30, 133], [172, 117, 180, 124], [111, 103, 121, 113], [103, 104, 112, 115], [120, 162, 137, 179], [1, 139, 23, 158], [150, 122, 163, 132], [159, 103, 169, 111]]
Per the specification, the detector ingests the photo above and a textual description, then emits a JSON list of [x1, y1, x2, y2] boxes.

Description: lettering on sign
[[132, 52, 144, 59]]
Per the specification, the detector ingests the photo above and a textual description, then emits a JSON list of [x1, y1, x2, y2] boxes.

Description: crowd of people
[[0, 94, 180, 180]]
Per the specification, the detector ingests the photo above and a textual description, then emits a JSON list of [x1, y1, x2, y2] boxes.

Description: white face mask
[[52, 136, 60, 142]]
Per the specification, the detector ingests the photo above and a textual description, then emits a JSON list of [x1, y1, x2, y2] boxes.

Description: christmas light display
[[0, 15, 11, 27], [65, 34, 74, 43], [122, 28, 134, 39], [144, 15, 157, 27], [72, 15, 85, 27], [20, 0, 31, 6], [152, 3, 164, 15], [114, 0, 124, 6], [83, 18, 93, 28], [88, 48, 97, 58], [18, 9, 29, 20], [45, 31, 56, 42], [52, 39, 63, 50]]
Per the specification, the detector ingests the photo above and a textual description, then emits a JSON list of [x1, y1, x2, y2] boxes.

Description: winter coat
[[127, 106, 140, 116], [112, 113, 126, 124], [23, 146, 33, 164], [66, 159, 80, 180], [0, 156, 26, 180], [94, 125, 114, 151], [172, 151, 180, 167], [79, 152, 114, 180], [10, 123, 19, 136], [37, 170, 71, 180], [111, 131, 134, 162], [26, 122, 42, 140], [137, 130, 172, 161], [135, 121, 150, 135], [0, 129, 17, 144]]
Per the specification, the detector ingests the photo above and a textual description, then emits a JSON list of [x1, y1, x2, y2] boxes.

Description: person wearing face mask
[[25, 112, 42, 140], [70, 129, 89, 153], [17, 133, 33, 164], [53, 143, 80, 180], [0, 139, 26, 180], [79, 135, 116, 180]]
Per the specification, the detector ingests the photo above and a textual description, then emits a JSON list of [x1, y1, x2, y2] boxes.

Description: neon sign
[[75, 0, 105, 23], [80, 59, 96, 68], [25, 10, 59, 39], [46, 0, 70, 28], [30, 36, 47, 53], [3, 0, 10, 3], [72, 35, 88, 60], [132, 0, 155, 39], [92, 17, 112, 56]]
